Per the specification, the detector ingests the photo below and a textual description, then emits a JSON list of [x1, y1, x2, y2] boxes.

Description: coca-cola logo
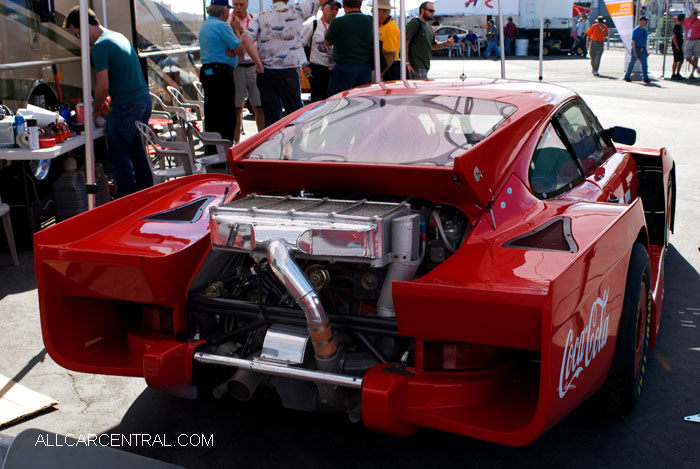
[[558, 289, 610, 399]]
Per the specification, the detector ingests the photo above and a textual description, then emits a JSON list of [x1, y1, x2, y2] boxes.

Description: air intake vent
[[502, 217, 577, 253], [144, 196, 214, 223]]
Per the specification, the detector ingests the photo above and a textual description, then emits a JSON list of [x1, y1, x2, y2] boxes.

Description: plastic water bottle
[[53, 157, 88, 222], [79, 162, 111, 206], [13, 115, 27, 147]]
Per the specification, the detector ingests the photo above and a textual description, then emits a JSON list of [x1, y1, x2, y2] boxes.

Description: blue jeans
[[106, 94, 153, 198], [484, 41, 501, 58], [505, 37, 514, 55], [256, 68, 303, 127], [327, 63, 372, 96], [625, 47, 649, 80]]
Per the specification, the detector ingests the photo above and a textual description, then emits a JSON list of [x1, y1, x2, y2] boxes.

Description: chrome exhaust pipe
[[266, 240, 338, 370], [227, 368, 263, 401]]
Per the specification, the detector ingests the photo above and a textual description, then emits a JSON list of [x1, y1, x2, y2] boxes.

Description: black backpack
[[304, 19, 318, 61]]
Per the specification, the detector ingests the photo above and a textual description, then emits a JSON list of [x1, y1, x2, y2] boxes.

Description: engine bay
[[187, 190, 471, 415]]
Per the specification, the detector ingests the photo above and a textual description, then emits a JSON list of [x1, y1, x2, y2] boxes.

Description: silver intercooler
[[210, 194, 411, 267]]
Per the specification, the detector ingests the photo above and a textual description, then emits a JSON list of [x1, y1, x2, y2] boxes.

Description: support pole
[[498, 0, 505, 78], [399, 0, 406, 81], [538, 0, 543, 81], [661, 1, 669, 78], [79, 0, 96, 210], [372, 0, 381, 83]]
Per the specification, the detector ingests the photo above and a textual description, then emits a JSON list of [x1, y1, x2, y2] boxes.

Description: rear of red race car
[[34, 82, 674, 446]]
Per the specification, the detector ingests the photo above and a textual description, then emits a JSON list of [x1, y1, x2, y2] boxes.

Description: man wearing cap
[[683, 10, 700, 78], [587, 16, 609, 76], [199, 0, 246, 146], [63, 6, 152, 198], [228, 0, 264, 142], [624, 16, 650, 84], [405, 2, 453, 79], [325, 0, 373, 94], [242, 0, 320, 126], [376, 0, 401, 80], [483, 19, 501, 59], [302, 0, 339, 102], [504, 17, 517, 56]]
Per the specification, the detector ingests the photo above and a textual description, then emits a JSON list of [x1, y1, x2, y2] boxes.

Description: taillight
[[423, 342, 511, 371]]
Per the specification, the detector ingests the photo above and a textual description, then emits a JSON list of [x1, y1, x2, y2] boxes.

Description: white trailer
[[517, 0, 576, 55]]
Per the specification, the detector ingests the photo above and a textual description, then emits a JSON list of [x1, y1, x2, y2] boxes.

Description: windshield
[[247, 95, 517, 166]]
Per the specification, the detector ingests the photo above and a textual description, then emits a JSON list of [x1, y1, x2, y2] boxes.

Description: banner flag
[[604, 0, 634, 52]]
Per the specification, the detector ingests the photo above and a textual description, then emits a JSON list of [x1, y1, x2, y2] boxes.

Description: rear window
[[247, 95, 517, 166]]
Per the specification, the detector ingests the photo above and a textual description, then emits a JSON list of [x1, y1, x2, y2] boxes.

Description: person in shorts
[[671, 14, 685, 79], [683, 10, 700, 78], [229, 0, 264, 142]]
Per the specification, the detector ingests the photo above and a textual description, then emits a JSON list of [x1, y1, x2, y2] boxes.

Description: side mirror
[[603, 126, 636, 145]]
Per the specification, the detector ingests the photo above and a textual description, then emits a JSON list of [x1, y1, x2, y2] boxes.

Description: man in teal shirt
[[200, 0, 246, 146], [64, 6, 152, 198]]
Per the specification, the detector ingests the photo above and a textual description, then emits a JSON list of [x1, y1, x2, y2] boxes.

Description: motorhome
[[0, 0, 206, 240]]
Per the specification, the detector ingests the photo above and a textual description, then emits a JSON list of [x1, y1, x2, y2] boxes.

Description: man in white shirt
[[302, 0, 339, 102], [243, 0, 320, 126]]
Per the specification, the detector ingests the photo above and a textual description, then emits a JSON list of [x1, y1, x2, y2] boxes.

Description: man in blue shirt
[[64, 6, 152, 198], [624, 16, 650, 84], [199, 0, 245, 147]]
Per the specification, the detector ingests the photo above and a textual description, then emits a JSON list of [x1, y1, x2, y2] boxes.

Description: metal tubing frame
[[194, 352, 363, 389]]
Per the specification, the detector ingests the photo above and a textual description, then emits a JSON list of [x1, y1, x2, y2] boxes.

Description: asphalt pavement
[[1, 49, 699, 468]]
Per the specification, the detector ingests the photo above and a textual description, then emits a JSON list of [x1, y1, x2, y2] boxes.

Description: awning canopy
[[573, 4, 593, 17]]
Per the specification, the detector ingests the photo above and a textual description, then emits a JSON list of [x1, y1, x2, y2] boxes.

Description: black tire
[[598, 242, 651, 417]]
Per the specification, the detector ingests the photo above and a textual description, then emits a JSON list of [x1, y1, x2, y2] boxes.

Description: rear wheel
[[598, 242, 651, 417]]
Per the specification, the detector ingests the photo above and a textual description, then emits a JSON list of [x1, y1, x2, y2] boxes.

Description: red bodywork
[[34, 80, 673, 444]]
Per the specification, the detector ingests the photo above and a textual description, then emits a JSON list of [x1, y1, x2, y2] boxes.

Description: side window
[[529, 123, 584, 199], [555, 101, 607, 175]]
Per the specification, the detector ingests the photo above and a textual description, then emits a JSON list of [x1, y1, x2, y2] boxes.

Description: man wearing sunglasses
[[405, 1, 453, 79]]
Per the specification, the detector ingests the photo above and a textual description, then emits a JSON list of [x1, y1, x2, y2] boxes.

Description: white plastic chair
[[177, 115, 232, 171], [134, 121, 203, 183], [166, 85, 204, 121], [193, 81, 205, 101], [0, 195, 19, 266]]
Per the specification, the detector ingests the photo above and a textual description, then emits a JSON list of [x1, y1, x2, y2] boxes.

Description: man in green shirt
[[405, 2, 453, 79], [64, 6, 152, 198], [325, 0, 373, 95]]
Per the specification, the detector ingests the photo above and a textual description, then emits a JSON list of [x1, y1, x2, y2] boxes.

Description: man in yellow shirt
[[376, 0, 401, 80]]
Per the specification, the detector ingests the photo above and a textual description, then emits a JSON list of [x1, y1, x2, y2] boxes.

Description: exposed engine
[[188, 191, 469, 417]]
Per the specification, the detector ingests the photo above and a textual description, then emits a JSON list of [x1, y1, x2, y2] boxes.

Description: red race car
[[34, 80, 675, 446]]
